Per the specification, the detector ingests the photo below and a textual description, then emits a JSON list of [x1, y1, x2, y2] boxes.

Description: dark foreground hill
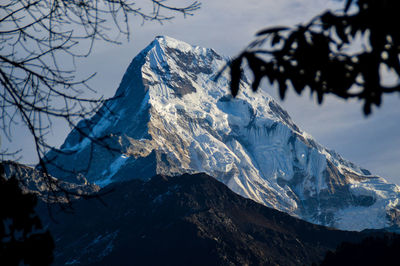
[[41, 172, 375, 266]]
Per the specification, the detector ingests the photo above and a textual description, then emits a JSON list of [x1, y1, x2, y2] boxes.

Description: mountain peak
[[45, 36, 400, 231], [140, 35, 206, 63], [153, 35, 193, 50]]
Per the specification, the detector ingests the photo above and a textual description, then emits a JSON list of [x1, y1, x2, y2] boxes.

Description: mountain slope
[[3, 161, 99, 202], [46, 173, 369, 266], [45, 36, 400, 231]]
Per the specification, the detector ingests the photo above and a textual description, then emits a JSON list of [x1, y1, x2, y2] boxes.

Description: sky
[[3, 0, 400, 184]]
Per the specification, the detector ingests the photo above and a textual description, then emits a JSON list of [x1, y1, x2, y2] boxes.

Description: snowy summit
[[45, 36, 400, 231]]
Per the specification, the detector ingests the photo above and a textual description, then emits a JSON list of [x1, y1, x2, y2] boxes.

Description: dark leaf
[[252, 76, 262, 92], [230, 56, 243, 97], [317, 91, 324, 104], [256, 26, 289, 36], [291, 79, 305, 95], [363, 102, 371, 115], [321, 12, 335, 30], [245, 53, 266, 92], [248, 38, 268, 49], [271, 34, 282, 46], [375, 94, 382, 107], [278, 78, 287, 100], [386, 52, 400, 77]]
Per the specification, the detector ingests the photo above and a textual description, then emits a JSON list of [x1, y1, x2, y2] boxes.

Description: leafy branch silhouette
[[230, 0, 400, 115]]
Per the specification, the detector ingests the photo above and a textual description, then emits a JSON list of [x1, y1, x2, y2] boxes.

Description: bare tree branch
[[0, 0, 201, 202]]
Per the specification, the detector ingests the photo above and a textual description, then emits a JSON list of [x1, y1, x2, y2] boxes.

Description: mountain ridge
[[45, 172, 372, 266]]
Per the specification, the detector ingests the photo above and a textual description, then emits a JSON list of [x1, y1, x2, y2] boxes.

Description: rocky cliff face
[[45, 36, 400, 231], [3, 161, 98, 202]]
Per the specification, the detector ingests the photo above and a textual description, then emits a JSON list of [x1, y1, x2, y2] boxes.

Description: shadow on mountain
[[38, 172, 385, 266], [319, 234, 400, 266]]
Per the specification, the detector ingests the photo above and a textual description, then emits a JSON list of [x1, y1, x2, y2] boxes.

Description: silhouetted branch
[[0, 0, 200, 203], [230, 0, 400, 115]]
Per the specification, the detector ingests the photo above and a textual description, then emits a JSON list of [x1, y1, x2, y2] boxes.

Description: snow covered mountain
[[45, 36, 400, 231]]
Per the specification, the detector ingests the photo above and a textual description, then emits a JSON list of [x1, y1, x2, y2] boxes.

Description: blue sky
[[3, 0, 400, 183]]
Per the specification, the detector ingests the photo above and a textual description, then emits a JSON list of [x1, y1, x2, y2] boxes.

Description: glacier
[[44, 36, 400, 231]]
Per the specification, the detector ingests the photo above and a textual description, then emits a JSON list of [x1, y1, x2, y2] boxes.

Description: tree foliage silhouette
[[230, 0, 400, 115], [0, 163, 54, 265]]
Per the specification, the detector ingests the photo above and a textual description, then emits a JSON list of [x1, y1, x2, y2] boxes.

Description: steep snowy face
[[45, 36, 400, 231]]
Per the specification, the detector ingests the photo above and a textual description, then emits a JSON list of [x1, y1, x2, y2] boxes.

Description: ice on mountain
[[45, 36, 400, 231]]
